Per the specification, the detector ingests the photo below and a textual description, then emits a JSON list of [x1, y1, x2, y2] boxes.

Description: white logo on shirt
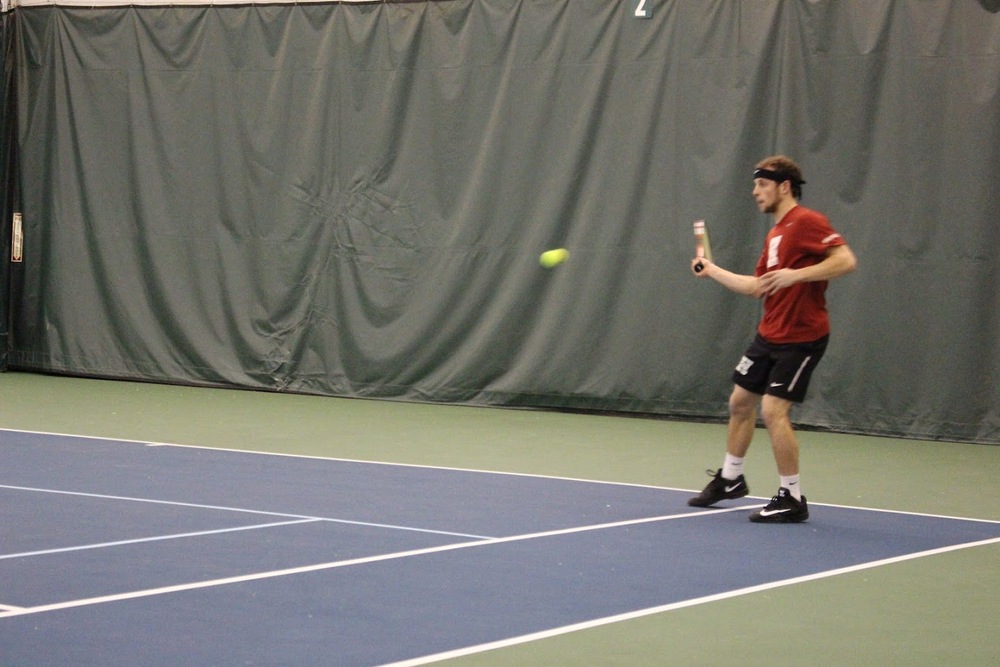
[[767, 235, 783, 268]]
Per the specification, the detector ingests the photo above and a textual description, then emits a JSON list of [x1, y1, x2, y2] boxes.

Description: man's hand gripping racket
[[692, 220, 713, 275]]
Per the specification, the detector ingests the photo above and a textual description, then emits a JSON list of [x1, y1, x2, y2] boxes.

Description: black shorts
[[732, 334, 829, 403]]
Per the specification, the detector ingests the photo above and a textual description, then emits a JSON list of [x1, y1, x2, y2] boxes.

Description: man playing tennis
[[688, 155, 857, 522]]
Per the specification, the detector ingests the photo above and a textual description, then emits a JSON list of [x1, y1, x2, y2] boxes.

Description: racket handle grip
[[694, 261, 704, 273]]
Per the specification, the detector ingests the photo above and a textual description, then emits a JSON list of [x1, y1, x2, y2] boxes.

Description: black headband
[[753, 167, 806, 185]]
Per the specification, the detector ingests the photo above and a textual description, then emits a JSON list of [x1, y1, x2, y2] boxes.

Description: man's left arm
[[758, 244, 857, 295]]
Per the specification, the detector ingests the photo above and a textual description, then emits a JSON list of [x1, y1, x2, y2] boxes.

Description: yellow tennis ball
[[540, 248, 569, 268]]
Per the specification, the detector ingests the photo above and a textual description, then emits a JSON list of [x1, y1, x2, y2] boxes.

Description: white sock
[[722, 454, 745, 481], [781, 475, 802, 500]]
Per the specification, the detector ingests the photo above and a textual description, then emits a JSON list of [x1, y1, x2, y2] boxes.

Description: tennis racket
[[693, 220, 712, 272]]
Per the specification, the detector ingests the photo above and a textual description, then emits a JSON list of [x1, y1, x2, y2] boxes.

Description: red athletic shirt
[[755, 205, 846, 343]]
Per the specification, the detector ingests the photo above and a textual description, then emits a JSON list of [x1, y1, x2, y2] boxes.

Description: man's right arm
[[691, 258, 762, 297]]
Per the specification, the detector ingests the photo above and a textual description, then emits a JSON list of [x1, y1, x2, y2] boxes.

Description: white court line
[[0, 518, 322, 561], [379, 535, 1000, 667], [5, 427, 999, 526], [0, 484, 491, 540], [1, 427, 677, 492], [0, 506, 747, 619]]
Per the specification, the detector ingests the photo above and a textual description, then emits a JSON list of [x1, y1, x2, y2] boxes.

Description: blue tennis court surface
[[3, 429, 1000, 665]]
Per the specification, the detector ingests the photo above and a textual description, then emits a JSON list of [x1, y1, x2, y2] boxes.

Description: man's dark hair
[[754, 155, 806, 199]]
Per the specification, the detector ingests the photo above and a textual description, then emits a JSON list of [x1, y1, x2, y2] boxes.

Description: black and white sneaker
[[687, 469, 749, 507], [749, 487, 809, 523]]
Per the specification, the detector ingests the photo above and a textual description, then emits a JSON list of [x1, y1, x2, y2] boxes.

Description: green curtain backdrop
[[3, 0, 999, 443]]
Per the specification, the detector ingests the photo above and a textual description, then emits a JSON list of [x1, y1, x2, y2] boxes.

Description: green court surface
[[1, 372, 997, 666]]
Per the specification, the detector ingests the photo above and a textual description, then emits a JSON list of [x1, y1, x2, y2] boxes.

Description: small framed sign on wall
[[12, 212, 23, 262]]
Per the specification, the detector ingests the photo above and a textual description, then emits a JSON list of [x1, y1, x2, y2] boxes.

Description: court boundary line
[[378, 535, 1000, 667], [0, 483, 492, 540], [0, 507, 748, 619], [4, 427, 999, 526], [0, 518, 323, 561], [1, 427, 674, 492]]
